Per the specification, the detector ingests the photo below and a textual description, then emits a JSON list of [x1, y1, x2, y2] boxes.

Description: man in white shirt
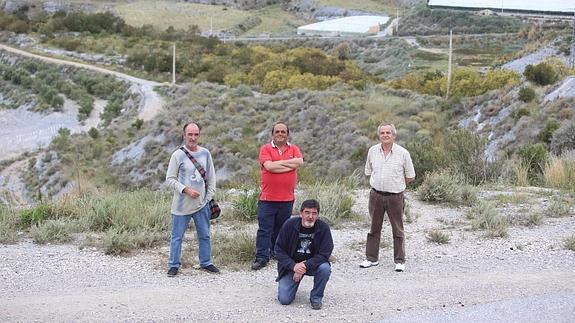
[[359, 123, 415, 272]]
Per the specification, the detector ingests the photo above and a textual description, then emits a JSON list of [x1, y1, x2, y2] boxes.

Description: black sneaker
[[251, 260, 267, 270], [311, 302, 322, 310], [201, 264, 220, 274], [167, 267, 178, 277]]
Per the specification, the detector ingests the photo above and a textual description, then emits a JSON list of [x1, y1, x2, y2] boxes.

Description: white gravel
[[1, 189, 574, 322]]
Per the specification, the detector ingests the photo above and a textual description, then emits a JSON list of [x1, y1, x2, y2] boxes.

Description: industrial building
[[427, 0, 575, 15], [297, 16, 390, 37]]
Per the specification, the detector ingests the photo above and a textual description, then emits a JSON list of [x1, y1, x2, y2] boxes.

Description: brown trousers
[[366, 189, 405, 263]]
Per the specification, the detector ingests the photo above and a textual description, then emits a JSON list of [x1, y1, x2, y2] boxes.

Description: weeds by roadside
[[294, 176, 359, 225], [426, 229, 450, 244], [546, 196, 573, 218], [418, 171, 477, 206], [564, 234, 575, 251], [230, 189, 258, 222], [466, 200, 508, 238]]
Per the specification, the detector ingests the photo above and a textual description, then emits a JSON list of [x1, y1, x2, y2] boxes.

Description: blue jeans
[[255, 200, 293, 262], [278, 262, 331, 305], [168, 203, 212, 269]]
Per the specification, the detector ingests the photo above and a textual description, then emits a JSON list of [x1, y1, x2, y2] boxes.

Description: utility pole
[[396, 6, 399, 36], [172, 43, 176, 85], [210, 16, 213, 37], [446, 29, 453, 100], [571, 9, 575, 68]]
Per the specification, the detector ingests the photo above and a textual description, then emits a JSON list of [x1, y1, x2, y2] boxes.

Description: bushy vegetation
[[1, 190, 171, 253], [0, 57, 129, 120], [212, 229, 255, 269], [0, 205, 18, 243], [551, 121, 575, 155], [546, 196, 573, 218], [231, 189, 259, 221], [466, 200, 508, 238], [426, 229, 450, 244], [518, 143, 550, 184], [6, 9, 379, 89], [294, 176, 360, 225], [543, 153, 575, 191], [524, 62, 558, 86], [408, 128, 496, 186], [390, 67, 520, 99], [564, 234, 575, 251], [518, 86, 535, 102], [417, 171, 477, 206]]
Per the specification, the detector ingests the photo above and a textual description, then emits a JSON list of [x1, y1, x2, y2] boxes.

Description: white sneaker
[[395, 263, 405, 272], [359, 260, 379, 268]]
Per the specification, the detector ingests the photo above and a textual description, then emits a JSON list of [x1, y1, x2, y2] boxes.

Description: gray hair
[[377, 123, 397, 136]]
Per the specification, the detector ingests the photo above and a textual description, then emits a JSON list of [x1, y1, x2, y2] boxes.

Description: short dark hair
[[183, 122, 202, 132], [271, 122, 289, 135], [300, 199, 320, 213]]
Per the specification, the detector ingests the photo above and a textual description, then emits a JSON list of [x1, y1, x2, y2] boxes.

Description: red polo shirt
[[259, 142, 302, 201]]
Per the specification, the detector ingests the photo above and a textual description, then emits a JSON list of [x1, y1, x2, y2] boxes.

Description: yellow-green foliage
[[391, 67, 520, 98], [544, 57, 575, 79], [223, 46, 368, 93]]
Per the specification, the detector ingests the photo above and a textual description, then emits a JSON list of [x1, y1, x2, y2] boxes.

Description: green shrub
[[19, 204, 53, 228], [88, 127, 100, 139], [511, 107, 530, 120], [518, 86, 535, 102], [231, 190, 259, 221], [30, 219, 73, 244], [460, 185, 478, 206], [524, 62, 558, 86], [547, 196, 572, 217], [444, 129, 491, 185], [0, 205, 19, 243], [551, 120, 575, 155], [130, 230, 168, 249], [418, 171, 460, 204], [467, 200, 508, 238], [426, 229, 450, 244], [564, 234, 575, 251], [527, 212, 544, 226], [212, 229, 255, 269], [103, 229, 133, 255], [295, 178, 357, 225], [538, 120, 559, 144], [518, 143, 549, 183]]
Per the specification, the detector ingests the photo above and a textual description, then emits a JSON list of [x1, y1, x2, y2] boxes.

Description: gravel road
[[1, 190, 574, 322]]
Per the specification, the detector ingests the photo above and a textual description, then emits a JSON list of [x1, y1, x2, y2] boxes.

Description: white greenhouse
[[427, 0, 575, 15], [297, 16, 390, 37]]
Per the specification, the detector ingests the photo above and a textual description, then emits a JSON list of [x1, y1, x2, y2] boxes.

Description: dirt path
[[1, 190, 574, 322], [0, 43, 166, 122], [403, 37, 446, 54]]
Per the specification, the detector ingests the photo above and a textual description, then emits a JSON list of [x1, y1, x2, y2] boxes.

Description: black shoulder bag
[[179, 147, 221, 220]]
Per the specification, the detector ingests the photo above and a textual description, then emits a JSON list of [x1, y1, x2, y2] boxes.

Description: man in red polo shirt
[[252, 122, 303, 270]]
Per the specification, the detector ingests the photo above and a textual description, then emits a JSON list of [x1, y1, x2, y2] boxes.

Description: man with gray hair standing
[[165, 121, 219, 277], [359, 123, 415, 272]]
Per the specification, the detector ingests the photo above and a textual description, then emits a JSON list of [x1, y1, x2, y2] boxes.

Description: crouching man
[[274, 199, 334, 310]]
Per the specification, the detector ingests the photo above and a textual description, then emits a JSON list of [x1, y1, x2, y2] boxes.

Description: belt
[[371, 188, 401, 196]]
